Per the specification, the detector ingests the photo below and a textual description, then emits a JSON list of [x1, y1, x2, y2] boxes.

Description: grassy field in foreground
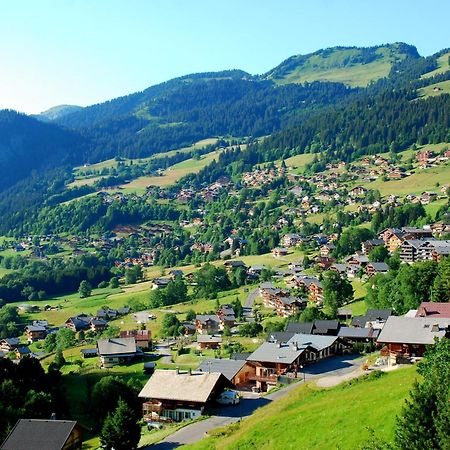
[[183, 367, 417, 450]]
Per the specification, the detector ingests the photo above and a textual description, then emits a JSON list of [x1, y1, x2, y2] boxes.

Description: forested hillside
[[0, 110, 86, 192], [0, 43, 449, 235]]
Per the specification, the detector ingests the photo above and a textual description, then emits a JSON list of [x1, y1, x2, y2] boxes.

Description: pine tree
[[100, 399, 141, 450]]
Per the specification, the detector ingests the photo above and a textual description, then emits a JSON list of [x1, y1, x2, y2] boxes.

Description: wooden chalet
[[139, 369, 232, 423], [377, 316, 450, 364], [120, 329, 152, 350], [195, 315, 220, 335]]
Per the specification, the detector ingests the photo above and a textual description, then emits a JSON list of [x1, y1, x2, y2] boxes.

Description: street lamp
[[299, 364, 305, 382]]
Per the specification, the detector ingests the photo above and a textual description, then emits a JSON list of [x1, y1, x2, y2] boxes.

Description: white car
[[216, 390, 240, 405]]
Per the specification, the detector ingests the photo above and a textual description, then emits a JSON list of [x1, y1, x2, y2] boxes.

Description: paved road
[[153, 344, 172, 364], [244, 288, 259, 308], [144, 355, 363, 449]]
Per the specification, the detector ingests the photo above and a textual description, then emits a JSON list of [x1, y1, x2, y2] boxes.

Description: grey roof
[[196, 314, 219, 324], [25, 325, 46, 332], [366, 309, 392, 321], [288, 333, 338, 352], [285, 322, 314, 334], [230, 352, 251, 360], [197, 358, 246, 381], [338, 327, 376, 339], [377, 316, 450, 345], [368, 262, 389, 271], [247, 341, 305, 364], [331, 264, 348, 273], [97, 337, 137, 356], [267, 331, 295, 343], [16, 346, 31, 354], [1, 419, 77, 450], [197, 334, 222, 344], [314, 320, 340, 333], [81, 348, 98, 355], [1, 337, 20, 346]]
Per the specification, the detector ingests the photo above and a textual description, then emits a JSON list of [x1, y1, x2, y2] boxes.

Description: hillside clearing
[[119, 149, 224, 190], [418, 79, 450, 98]]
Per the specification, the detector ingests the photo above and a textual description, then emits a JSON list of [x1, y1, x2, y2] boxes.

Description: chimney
[[431, 323, 440, 332], [176, 367, 180, 374]]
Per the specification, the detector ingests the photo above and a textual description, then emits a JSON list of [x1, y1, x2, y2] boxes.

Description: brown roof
[[416, 302, 450, 318], [139, 369, 228, 403]]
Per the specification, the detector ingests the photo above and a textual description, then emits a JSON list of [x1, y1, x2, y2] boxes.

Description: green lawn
[[360, 162, 450, 197], [418, 79, 450, 99], [284, 153, 315, 173], [119, 149, 224, 191], [183, 367, 417, 450], [274, 48, 395, 87], [421, 51, 450, 79]]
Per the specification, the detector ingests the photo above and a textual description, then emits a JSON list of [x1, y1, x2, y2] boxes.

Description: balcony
[[248, 374, 278, 383]]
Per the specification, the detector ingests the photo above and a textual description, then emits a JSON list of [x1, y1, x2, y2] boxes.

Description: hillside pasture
[[418, 79, 450, 99], [421, 51, 450, 79], [119, 149, 224, 190], [361, 162, 450, 197], [184, 367, 417, 450]]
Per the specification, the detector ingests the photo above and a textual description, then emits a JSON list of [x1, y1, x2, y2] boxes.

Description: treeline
[[0, 358, 66, 443], [367, 257, 450, 314], [0, 110, 86, 192], [16, 195, 180, 235], [77, 78, 357, 161], [0, 254, 112, 302]]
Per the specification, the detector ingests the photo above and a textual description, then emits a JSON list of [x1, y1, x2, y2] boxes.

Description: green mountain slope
[[264, 43, 419, 87], [184, 368, 417, 450], [37, 104, 84, 121], [0, 110, 86, 192]]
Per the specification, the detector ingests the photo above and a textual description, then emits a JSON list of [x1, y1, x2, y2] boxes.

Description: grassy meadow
[[183, 367, 417, 450]]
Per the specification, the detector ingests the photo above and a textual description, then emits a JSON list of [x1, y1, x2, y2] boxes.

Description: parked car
[[216, 390, 240, 405]]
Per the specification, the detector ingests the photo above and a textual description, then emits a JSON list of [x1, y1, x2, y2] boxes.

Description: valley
[[0, 39, 449, 450]]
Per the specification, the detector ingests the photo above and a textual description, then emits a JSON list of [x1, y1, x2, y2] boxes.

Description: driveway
[[153, 343, 172, 365], [144, 355, 363, 449], [244, 288, 259, 309]]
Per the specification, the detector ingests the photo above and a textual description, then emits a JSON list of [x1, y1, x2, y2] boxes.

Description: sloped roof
[[139, 369, 228, 403], [1, 419, 78, 450], [338, 327, 378, 339], [288, 333, 338, 352], [97, 337, 137, 356], [377, 316, 449, 345], [197, 334, 222, 344], [416, 302, 450, 318], [247, 342, 305, 364], [267, 331, 295, 343], [285, 322, 314, 334], [197, 358, 246, 381]]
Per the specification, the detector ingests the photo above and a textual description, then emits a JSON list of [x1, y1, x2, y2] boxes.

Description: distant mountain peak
[[37, 104, 83, 122], [262, 43, 420, 87]]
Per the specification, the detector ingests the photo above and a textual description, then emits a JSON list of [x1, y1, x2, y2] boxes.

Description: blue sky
[[1, 0, 448, 114]]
